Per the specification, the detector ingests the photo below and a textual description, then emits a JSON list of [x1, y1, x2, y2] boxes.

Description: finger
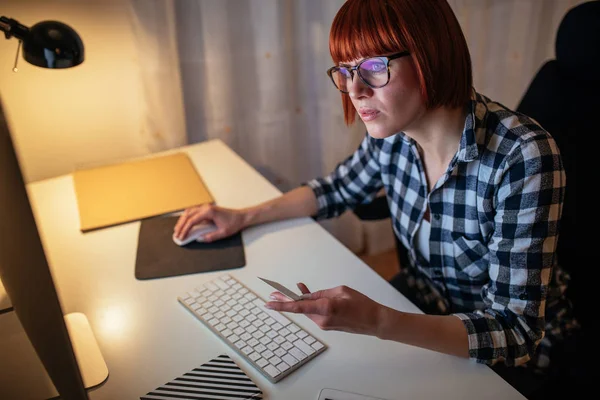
[[178, 207, 213, 239], [297, 282, 311, 295], [299, 287, 339, 301], [265, 298, 329, 315], [173, 208, 192, 236], [269, 291, 293, 302], [201, 227, 227, 243]]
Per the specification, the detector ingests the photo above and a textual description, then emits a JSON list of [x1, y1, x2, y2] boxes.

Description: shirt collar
[[457, 89, 487, 163]]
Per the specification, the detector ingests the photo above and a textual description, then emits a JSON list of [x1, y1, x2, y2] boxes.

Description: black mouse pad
[[135, 216, 246, 280]]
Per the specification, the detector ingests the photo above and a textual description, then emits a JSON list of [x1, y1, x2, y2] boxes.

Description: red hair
[[330, 0, 473, 124]]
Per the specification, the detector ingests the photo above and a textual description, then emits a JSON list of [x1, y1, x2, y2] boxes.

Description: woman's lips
[[358, 108, 380, 122]]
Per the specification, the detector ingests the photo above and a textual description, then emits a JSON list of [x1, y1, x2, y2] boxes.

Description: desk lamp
[[0, 16, 84, 70], [0, 16, 107, 400]]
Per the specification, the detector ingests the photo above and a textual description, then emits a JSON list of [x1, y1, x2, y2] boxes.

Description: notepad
[[140, 354, 262, 400]]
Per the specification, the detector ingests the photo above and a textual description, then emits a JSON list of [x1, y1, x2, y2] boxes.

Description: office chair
[[353, 1, 596, 395], [514, 1, 597, 396]]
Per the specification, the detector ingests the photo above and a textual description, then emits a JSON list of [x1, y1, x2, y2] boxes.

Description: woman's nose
[[347, 76, 373, 99]]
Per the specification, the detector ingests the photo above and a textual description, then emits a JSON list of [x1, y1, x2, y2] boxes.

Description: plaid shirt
[[307, 91, 576, 368]]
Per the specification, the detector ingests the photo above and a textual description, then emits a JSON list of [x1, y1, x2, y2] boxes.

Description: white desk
[[27, 139, 524, 399]]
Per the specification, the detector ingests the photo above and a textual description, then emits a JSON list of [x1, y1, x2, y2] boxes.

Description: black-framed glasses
[[326, 51, 410, 93]]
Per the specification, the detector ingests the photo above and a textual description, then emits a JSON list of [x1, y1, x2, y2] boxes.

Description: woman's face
[[346, 55, 425, 139]]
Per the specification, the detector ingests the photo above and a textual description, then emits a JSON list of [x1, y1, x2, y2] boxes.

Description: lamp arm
[[0, 16, 30, 41]]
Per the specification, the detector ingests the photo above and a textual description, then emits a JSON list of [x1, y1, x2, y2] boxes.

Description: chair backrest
[[515, 0, 600, 330]]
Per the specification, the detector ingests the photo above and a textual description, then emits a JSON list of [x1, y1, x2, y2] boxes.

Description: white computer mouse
[[173, 222, 218, 246]]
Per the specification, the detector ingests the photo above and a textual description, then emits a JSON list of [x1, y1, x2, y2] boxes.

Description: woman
[[174, 0, 577, 394]]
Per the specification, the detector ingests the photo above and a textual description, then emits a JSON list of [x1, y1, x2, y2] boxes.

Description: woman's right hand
[[173, 204, 247, 243]]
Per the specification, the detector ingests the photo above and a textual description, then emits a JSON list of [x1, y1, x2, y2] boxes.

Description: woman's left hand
[[265, 283, 384, 336]]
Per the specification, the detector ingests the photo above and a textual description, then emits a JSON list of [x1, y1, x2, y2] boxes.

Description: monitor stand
[[0, 278, 12, 312], [0, 311, 108, 399], [65, 312, 109, 389]]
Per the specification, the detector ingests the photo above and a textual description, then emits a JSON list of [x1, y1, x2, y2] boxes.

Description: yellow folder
[[73, 152, 213, 232]]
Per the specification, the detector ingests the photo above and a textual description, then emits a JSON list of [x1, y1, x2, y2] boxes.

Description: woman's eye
[[361, 60, 386, 73]]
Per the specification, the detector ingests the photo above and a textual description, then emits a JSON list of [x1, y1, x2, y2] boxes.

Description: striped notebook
[[140, 354, 263, 400]]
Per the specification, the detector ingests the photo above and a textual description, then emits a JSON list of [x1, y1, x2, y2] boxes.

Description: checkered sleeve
[[454, 132, 565, 366], [305, 134, 384, 220]]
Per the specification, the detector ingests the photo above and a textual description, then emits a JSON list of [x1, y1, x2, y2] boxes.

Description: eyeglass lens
[[331, 58, 389, 92]]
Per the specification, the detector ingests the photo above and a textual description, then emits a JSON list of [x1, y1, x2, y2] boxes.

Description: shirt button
[[433, 270, 443, 277], [519, 293, 527, 300], [434, 214, 441, 220]]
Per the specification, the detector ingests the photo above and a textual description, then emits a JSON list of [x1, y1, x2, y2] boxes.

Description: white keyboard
[[178, 274, 327, 383]]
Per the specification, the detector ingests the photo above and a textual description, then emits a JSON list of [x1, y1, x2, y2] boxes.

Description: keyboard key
[[222, 329, 233, 338], [247, 314, 258, 322], [264, 308, 292, 327], [294, 340, 315, 355], [312, 341, 325, 351], [203, 282, 218, 292], [279, 328, 291, 337], [214, 279, 229, 290], [274, 348, 287, 357], [256, 358, 268, 368], [252, 330, 264, 339], [255, 344, 267, 354], [274, 336, 286, 345], [289, 347, 307, 361], [282, 354, 299, 366], [239, 320, 250, 328], [260, 325, 271, 333], [297, 330, 308, 339], [286, 333, 299, 343], [227, 322, 238, 331], [269, 356, 282, 366], [259, 336, 271, 345], [272, 323, 283, 331], [281, 341, 294, 351], [264, 364, 280, 378], [247, 325, 258, 334], [276, 361, 290, 372], [257, 312, 269, 320], [262, 350, 274, 360], [304, 335, 316, 345], [266, 330, 278, 339], [233, 327, 245, 336]]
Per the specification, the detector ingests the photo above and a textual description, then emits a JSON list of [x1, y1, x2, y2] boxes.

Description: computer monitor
[[0, 96, 107, 398]]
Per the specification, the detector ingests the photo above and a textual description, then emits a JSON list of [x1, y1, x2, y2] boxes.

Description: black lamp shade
[[23, 21, 84, 69]]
